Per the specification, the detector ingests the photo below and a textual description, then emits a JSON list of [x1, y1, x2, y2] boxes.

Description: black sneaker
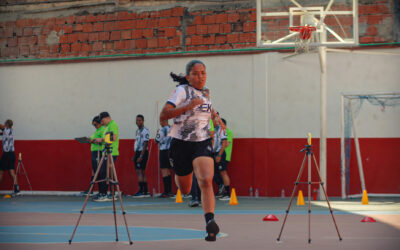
[[188, 200, 200, 207], [215, 186, 225, 198], [205, 219, 219, 241]]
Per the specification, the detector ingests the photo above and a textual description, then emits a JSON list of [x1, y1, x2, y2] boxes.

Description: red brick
[[7, 37, 18, 47], [74, 24, 83, 32], [148, 38, 158, 48], [81, 43, 92, 52], [159, 17, 180, 27], [169, 36, 181, 47], [368, 15, 383, 25], [121, 30, 131, 39], [374, 36, 385, 42], [185, 37, 191, 46], [116, 20, 136, 30], [143, 29, 154, 38], [104, 22, 115, 31], [82, 23, 93, 32], [203, 35, 215, 45], [150, 11, 160, 18], [86, 14, 97, 23], [118, 11, 130, 20], [210, 44, 232, 50], [136, 20, 148, 29], [114, 40, 126, 50], [243, 22, 256, 32], [220, 23, 231, 33], [204, 15, 216, 24], [197, 25, 208, 35], [147, 19, 158, 28], [366, 26, 378, 36], [78, 33, 89, 42], [216, 14, 228, 23], [56, 17, 66, 25], [62, 25, 73, 34], [136, 39, 147, 49], [160, 9, 172, 17], [33, 27, 41, 36], [232, 23, 242, 32], [233, 43, 252, 49], [249, 11, 257, 21], [98, 32, 110, 41], [4, 27, 13, 38], [59, 34, 68, 44], [71, 43, 81, 52], [93, 41, 103, 51], [227, 33, 239, 43], [61, 44, 70, 53], [18, 36, 38, 46], [49, 44, 59, 53], [138, 12, 150, 19], [132, 29, 143, 39], [193, 16, 203, 25], [187, 25, 196, 35], [105, 42, 113, 50], [360, 36, 374, 43], [1, 47, 18, 58], [93, 22, 104, 32], [68, 33, 79, 43], [126, 40, 136, 49], [208, 24, 219, 34], [215, 35, 227, 44], [191, 35, 203, 45], [23, 27, 33, 36], [88, 33, 99, 42], [30, 45, 39, 55], [240, 33, 256, 43], [228, 13, 240, 23], [158, 37, 169, 47], [187, 45, 208, 51], [15, 27, 23, 36], [106, 13, 117, 21], [160, 27, 176, 37], [110, 31, 121, 40], [172, 7, 184, 17]]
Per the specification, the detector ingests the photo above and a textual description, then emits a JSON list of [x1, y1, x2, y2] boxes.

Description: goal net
[[341, 92, 400, 199]]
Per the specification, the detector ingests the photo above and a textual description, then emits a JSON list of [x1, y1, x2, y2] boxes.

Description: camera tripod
[[69, 143, 133, 245], [277, 138, 342, 243], [13, 153, 33, 194]]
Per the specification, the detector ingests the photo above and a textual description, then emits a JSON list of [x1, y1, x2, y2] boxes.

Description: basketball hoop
[[289, 26, 317, 54]]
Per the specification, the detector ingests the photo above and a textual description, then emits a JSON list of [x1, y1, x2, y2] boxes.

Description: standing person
[[215, 118, 231, 201], [155, 120, 173, 198], [0, 120, 19, 194], [133, 114, 150, 197], [92, 112, 119, 202], [81, 115, 105, 196], [160, 60, 225, 241]]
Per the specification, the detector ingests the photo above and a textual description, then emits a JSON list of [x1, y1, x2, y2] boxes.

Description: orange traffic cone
[[361, 217, 376, 222], [229, 188, 238, 205], [362, 190, 369, 205], [297, 190, 305, 206], [175, 189, 183, 203], [263, 214, 279, 221]]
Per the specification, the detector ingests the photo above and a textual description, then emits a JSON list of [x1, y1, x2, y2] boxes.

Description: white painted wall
[[0, 49, 399, 140]]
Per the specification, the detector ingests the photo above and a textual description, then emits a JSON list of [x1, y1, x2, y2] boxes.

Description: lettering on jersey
[[197, 103, 212, 112]]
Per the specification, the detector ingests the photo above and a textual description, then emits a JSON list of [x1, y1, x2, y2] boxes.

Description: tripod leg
[[108, 155, 119, 242], [69, 153, 106, 244], [307, 153, 311, 244], [109, 156, 133, 245], [312, 153, 342, 241], [277, 153, 308, 242], [20, 162, 33, 191]]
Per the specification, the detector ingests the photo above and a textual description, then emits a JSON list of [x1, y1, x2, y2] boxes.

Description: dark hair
[[5, 119, 13, 128], [136, 114, 144, 120], [170, 60, 206, 86], [99, 111, 110, 119], [221, 118, 226, 126], [92, 115, 101, 124]]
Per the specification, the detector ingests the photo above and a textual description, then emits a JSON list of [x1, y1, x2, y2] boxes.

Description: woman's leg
[[193, 156, 215, 213]]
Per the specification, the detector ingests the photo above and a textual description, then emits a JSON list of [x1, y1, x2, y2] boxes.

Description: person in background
[[155, 120, 173, 198], [133, 114, 150, 197], [0, 119, 19, 194]]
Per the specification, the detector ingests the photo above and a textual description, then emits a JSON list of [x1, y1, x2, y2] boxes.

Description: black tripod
[[277, 141, 342, 243], [69, 143, 133, 245], [13, 153, 33, 194]]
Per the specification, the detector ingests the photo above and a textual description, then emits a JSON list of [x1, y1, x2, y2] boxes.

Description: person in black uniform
[[0, 119, 19, 194]]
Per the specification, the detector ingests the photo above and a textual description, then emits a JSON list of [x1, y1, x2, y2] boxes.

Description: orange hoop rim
[[289, 26, 316, 40]]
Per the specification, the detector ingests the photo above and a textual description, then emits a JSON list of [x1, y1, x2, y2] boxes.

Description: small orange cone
[[175, 189, 183, 203], [297, 190, 305, 206], [361, 217, 376, 222], [229, 188, 238, 205], [361, 190, 369, 205], [263, 214, 279, 221], [3, 194, 11, 199]]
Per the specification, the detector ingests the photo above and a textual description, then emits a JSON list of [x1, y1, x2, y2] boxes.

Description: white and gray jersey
[[213, 125, 227, 153], [134, 126, 150, 152], [155, 125, 172, 151], [1, 128, 15, 152], [167, 84, 212, 142]]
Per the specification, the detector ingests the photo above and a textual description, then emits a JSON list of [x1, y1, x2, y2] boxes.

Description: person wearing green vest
[[92, 111, 119, 202], [218, 118, 232, 200], [222, 118, 233, 162], [81, 115, 105, 196]]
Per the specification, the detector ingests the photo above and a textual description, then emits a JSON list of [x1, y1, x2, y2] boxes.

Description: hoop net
[[289, 26, 316, 54]]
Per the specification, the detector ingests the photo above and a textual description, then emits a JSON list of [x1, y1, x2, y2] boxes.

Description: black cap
[[92, 115, 101, 124], [99, 112, 110, 120]]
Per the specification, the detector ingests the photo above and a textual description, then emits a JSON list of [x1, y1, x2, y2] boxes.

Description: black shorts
[[169, 138, 213, 176], [159, 149, 171, 169], [214, 152, 228, 172], [134, 150, 149, 170], [0, 151, 16, 171]]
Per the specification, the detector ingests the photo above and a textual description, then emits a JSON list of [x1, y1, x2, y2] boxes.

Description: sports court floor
[[0, 195, 399, 250]]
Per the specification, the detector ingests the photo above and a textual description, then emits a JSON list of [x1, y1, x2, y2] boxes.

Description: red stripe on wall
[[1, 138, 399, 196]]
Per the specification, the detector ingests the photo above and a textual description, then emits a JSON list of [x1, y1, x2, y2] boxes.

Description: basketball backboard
[[256, 0, 358, 48]]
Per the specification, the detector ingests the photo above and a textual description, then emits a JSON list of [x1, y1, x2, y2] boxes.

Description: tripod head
[[300, 133, 313, 154], [104, 131, 114, 154]]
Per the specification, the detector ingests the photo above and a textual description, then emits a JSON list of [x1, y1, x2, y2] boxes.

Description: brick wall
[[0, 0, 397, 60]]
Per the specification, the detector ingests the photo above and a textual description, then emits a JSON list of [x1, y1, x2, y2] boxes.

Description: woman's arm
[[160, 98, 204, 121]]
